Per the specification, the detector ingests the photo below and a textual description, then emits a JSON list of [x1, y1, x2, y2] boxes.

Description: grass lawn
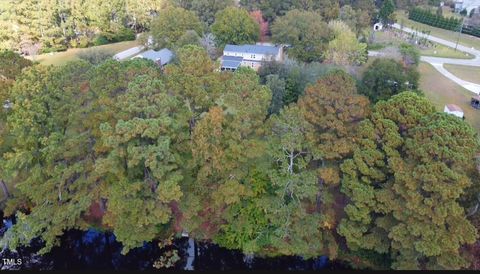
[[396, 10, 480, 50], [28, 40, 140, 66], [444, 64, 480, 84], [370, 28, 473, 59], [419, 62, 480, 133], [420, 43, 474, 59]]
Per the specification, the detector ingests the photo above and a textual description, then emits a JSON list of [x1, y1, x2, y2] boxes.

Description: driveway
[[391, 23, 480, 94]]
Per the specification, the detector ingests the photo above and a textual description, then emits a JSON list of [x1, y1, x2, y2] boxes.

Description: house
[[220, 43, 284, 71], [455, 0, 480, 13], [131, 48, 174, 66], [444, 104, 464, 118]]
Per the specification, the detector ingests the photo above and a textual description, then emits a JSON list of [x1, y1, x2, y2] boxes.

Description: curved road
[[392, 23, 480, 94]]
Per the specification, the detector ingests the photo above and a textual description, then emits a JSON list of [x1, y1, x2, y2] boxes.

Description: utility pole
[[455, 17, 465, 51]]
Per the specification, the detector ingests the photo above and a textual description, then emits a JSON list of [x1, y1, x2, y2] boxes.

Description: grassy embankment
[[27, 40, 140, 66]]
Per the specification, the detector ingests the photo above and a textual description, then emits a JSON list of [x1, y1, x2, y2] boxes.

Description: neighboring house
[[444, 104, 465, 118], [113, 46, 145, 61], [220, 43, 284, 71], [131, 48, 174, 67], [455, 0, 480, 13]]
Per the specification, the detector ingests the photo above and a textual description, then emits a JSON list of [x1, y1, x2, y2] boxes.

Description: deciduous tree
[[211, 7, 260, 48]]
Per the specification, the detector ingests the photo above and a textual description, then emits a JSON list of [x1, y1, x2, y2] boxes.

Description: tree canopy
[[211, 7, 260, 48], [271, 9, 331, 62], [150, 7, 204, 49], [360, 58, 420, 103], [338, 92, 479, 270]]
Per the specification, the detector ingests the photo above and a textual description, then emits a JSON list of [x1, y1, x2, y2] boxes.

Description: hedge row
[[408, 8, 462, 31], [408, 8, 480, 38]]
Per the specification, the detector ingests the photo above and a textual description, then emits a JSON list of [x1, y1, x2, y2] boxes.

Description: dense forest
[[1, 0, 480, 271]]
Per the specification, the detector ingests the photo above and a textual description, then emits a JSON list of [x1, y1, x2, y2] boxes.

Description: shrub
[[93, 35, 110, 46], [77, 49, 113, 65], [78, 36, 91, 48]]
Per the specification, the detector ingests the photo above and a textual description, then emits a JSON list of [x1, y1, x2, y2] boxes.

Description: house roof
[[113, 46, 144, 60], [224, 44, 281, 56], [446, 104, 463, 112], [221, 56, 243, 69], [133, 48, 173, 65]]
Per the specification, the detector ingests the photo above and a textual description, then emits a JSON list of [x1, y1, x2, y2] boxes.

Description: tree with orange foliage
[[249, 10, 269, 42]]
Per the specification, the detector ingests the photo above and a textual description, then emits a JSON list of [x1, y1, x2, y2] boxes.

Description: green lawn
[[444, 64, 480, 84], [420, 43, 474, 59], [396, 10, 480, 50], [370, 28, 473, 59], [28, 40, 140, 66], [419, 62, 480, 133]]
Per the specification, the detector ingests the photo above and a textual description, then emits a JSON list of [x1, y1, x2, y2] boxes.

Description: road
[[391, 23, 480, 94]]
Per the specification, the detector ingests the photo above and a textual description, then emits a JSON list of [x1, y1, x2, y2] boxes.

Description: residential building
[[131, 48, 174, 67], [220, 43, 284, 71], [113, 46, 145, 61], [455, 0, 480, 13]]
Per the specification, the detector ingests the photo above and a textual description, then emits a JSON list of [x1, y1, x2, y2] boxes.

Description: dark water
[[0, 213, 350, 271]]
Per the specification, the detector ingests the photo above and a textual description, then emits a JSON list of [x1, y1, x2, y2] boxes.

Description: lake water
[[0, 213, 350, 270]]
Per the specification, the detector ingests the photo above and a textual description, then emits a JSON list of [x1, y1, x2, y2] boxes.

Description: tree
[[360, 58, 419, 103], [240, 0, 297, 22], [0, 50, 33, 80], [211, 7, 260, 48], [306, 0, 340, 22], [0, 50, 33, 113], [325, 20, 367, 66], [399, 43, 420, 67], [184, 68, 271, 239], [164, 45, 224, 135], [176, 30, 202, 49], [0, 59, 165, 255], [339, 5, 359, 33], [338, 92, 479, 269], [271, 9, 331, 62], [96, 74, 187, 253], [249, 10, 269, 42], [266, 74, 286, 115], [1, 62, 96, 254], [297, 69, 370, 162], [379, 0, 395, 25], [150, 7, 203, 49], [191, 0, 235, 26]]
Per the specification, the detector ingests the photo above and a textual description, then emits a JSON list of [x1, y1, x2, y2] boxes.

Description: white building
[[444, 104, 465, 118], [373, 22, 383, 31], [455, 0, 480, 13], [113, 46, 144, 61], [220, 44, 284, 71]]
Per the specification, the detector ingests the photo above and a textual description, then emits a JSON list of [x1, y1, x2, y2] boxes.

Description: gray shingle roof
[[221, 56, 243, 69], [134, 48, 173, 65], [224, 44, 281, 56]]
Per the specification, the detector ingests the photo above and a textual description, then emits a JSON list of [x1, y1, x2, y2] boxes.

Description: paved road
[[391, 23, 480, 94]]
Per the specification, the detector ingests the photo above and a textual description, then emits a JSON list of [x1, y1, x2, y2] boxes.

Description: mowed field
[[420, 44, 473, 59], [419, 62, 480, 133], [444, 64, 480, 84], [395, 10, 480, 50], [28, 40, 140, 66]]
